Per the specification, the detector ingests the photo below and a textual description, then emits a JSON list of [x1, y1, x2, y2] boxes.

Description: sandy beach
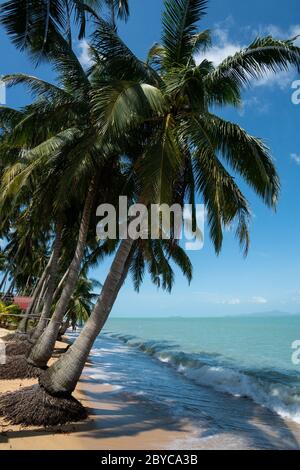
[[0, 328, 191, 450], [1, 327, 300, 450]]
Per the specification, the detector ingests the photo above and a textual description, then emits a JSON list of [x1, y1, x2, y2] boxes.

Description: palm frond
[[92, 80, 167, 138], [137, 115, 183, 205], [181, 118, 252, 254], [205, 36, 300, 90], [0, 0, 66, 51], [197, 114, 280, 208], [91, 18, 160, 85], [2, 74, 71, 100], [0, 106, 23, 131], [162, 0, 208, 67], [163, 241, 193, 283]]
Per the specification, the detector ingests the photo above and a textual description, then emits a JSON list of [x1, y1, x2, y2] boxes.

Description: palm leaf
[[196, 114, 280, 207], [205, 36, 300, 90], [2, 74, 71, 100], [182, 118, 251, 253], [92, 80, 167, 138], [137, 114, 183, 205], [91, 18, 160, 85], [162, 0, 208, 67]]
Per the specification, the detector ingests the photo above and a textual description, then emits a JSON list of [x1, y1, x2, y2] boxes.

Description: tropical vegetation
[[0, 0, 299, 425]]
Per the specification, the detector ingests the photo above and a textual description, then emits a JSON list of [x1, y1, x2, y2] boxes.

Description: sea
[[72, 316, 300, 449]]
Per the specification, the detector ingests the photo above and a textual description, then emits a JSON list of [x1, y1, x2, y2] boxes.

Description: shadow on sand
[[1, 341, 300, 450]]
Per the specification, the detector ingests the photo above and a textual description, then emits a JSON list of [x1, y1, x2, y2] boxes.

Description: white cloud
[[204, 42, 242, 67], [193, 291, 241, 305], [194, 291, 270, 306], [251, 296, 268, 304], [223, 298, 241, 305], [291, 153, 300, 165], [195, 21, 243, 66], [252, 24, 300, 88], [261, 24, 300, 47], [253, 70, 295, 90], [239, 96, 270, 116], [78, 40, 94, 69]]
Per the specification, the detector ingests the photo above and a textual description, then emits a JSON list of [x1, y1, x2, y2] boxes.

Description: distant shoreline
[[109, 312, 300, 319]]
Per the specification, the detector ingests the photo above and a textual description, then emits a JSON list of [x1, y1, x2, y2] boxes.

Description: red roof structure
[[13, 296, 32, 311]]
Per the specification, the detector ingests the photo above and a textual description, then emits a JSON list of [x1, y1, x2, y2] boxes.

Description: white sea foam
[[158, 357, 300, 424], [107, 333, 300, 424]]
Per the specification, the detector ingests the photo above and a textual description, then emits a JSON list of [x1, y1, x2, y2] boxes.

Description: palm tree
[[105, 0, 129, 28], [0, 21, 136, 377], [0, 0, 130, 53], [57, 275, 100, 338], [1, 0, 300, 425], [0, 216, 50, 299]]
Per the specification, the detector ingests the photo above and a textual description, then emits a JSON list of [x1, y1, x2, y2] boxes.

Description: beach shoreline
[[1, 327, 300, 450], [0, 328, 192, 450]]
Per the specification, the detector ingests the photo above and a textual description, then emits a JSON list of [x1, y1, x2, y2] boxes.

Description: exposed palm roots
[[5, 341, 32, 356], [1, 332, 30, 342], [1, 333, 17, 342], [0, 385, 87, 426], [0, 355, 42, 379]]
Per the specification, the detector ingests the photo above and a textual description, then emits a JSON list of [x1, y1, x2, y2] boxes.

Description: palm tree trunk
[[4, 279, 14, 297], [23, 275, 31, 296], [30, 222, 64, 343], [34, 273, 50, 315], [52, 266, 69, 303], [17, 254, 53, 334], [57, 318, 70, 340], [40, 237, 134, 396], [0, 270, 9, 292], [28, 179, 97, 368]]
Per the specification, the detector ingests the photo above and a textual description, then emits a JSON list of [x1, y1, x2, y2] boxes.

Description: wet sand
[[1, 327, 300, 450], [0, 328, 189, 450]]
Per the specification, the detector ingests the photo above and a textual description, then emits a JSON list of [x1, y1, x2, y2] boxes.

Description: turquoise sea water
[[100, 316, 300, 423]]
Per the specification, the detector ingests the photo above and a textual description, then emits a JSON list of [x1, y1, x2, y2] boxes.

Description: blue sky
[[1, 0, 300, 316]]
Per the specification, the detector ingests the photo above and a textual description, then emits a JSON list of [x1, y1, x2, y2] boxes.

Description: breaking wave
[[105, 332, 300, 424]]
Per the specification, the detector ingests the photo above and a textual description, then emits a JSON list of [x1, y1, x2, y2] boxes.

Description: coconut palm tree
[[37, 0, 300, 422], [58, 275, 100, 338], [0, 0, 130, 53], [1, 0, 300, 425], [0, 21, 138, 377]]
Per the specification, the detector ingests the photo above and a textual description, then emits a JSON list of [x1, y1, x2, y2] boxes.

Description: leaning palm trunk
[[0, 270, 9, 292], [0, 178, 95, 379], [0, 225, 63, 371], [57, 318, 70, 340], [30, 222, 64, 343], [0, 237, 134, 425], [41, 237, 134, 396], [33, 273, 50, 317], [52, 266, 69, 303], [16, 256, 53, 335], [27, 180, 97, 369]]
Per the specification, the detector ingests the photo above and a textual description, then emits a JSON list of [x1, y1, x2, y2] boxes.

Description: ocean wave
[[105, 332, 300, 424]]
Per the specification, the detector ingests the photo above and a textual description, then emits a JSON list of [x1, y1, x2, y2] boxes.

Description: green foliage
[[64, 275, 100, 327], [1, 0, 299, 302], [0, 300, 22, 328]]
